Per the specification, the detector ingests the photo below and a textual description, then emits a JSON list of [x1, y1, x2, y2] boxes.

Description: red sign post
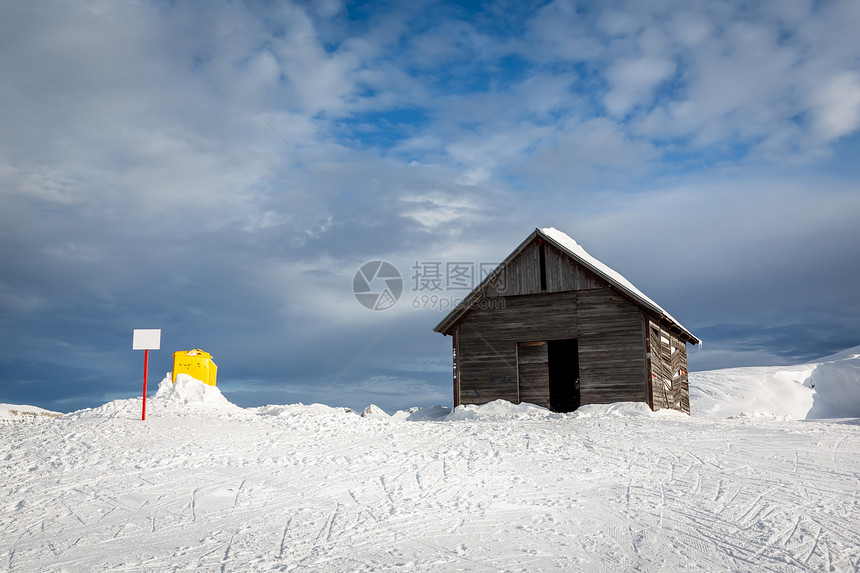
[[133, 329, 161, 421]]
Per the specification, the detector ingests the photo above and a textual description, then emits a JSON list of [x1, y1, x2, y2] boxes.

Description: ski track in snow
[[1, 400, 859, 573]]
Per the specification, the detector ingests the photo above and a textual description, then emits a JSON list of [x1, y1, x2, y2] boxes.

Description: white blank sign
[[133, 329, 161, 350]]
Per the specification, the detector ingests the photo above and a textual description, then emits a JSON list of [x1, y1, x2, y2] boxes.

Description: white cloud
[[408, 20, 494, 67], [503, 117, 659, 192], [668, 12, 712, 47], [597, 9, 640, 37], [604, 57, 676, 116], [521, 0, 860, 159], [444, 122, 554, 183], [524, 0, 602, 61], [810, 72, 860, 142], [399, 192, 482, 229]]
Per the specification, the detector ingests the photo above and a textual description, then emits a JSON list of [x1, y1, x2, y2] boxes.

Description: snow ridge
[[691, 343, 860, 419]]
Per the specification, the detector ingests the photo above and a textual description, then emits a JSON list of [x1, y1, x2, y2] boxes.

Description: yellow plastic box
[[172, 349, 218, 386]]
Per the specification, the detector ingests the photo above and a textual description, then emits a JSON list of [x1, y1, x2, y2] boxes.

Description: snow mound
[[573, 402, 661, 418], [252, 403, 356, 417], [147, 375, 247, 418], [807, 358, 860, 418], [153, 374, 232, 407], [691, 366, 815, 419], [67, 375, 246, 419], [65, 396, 140, 419], [0, 403, 62, 424], [440, 401, 683, 422], [390, 407, 420, 421], [361, 404, 389, 418], [691, 344, 860, 419], [405, 405, 451, 421], [446, 399, 554, 421]]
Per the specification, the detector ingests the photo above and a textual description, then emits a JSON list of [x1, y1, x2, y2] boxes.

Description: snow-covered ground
[[2, 356, 860, 571]]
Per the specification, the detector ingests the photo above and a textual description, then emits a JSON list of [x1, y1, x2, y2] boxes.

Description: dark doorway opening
[[548, 339, 579, 412]]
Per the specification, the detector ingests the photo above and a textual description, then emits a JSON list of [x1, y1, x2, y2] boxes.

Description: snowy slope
[[691, 344, 860, 419], [0, 403, 61, 425], [2, 375, 859, 571]]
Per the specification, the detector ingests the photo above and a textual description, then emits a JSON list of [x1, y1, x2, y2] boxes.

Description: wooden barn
[[433, 227, 700, 414]]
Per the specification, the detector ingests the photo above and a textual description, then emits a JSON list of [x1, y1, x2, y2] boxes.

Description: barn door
[[517, 341, 549, 408], [548, 339, 580, 412]]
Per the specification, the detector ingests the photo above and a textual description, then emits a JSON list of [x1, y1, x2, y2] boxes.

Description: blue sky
[[1, 0, 859, 413]]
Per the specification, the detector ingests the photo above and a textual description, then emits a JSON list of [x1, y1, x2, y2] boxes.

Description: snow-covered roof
[[434, 227, 698, 343], [539, 227, 696, 341]]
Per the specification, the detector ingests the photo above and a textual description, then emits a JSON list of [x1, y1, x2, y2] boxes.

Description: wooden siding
[[648, 321, 690, 414], [455, 292, 578, 407], [544, 242, 610, 292], [485, 240, 609, 297], [456, 309, 519, 405], [485, 240, 541, 297], [459, 292, 579, 341], [576, 289, 648, 405], [455, 288, 647, 409]]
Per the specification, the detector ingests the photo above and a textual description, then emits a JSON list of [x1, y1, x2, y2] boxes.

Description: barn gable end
[[435, 228, 698, 414]]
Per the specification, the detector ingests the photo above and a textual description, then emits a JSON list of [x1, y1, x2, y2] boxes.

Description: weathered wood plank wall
[[577, 289, 648, 405], [484, 241, 610, 297], [544, 244, 610, 292], [648, 322, 691, 413], [455, 289, 648, 408], [455, 292, 579, 406]]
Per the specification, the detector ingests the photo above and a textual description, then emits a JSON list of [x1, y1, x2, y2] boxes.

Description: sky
[[1, 0, 859, 414]]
